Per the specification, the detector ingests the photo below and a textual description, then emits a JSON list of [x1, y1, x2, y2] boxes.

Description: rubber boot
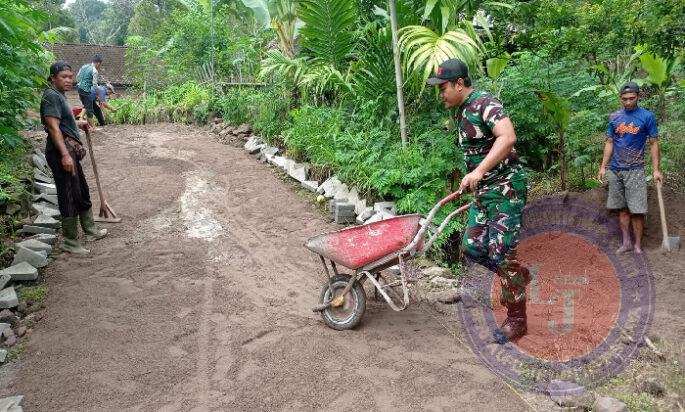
[[62, 217, 90, 254], [499, 300, 528, 342], [79, 208, 108, 241]]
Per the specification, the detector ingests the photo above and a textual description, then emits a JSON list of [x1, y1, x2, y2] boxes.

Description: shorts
[[606, 168, 647, 214], [78, 88, 94, 117]]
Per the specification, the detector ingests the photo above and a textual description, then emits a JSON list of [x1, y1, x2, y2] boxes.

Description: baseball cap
[[426, 59, 469, 85], [620, 81, 640, 95]]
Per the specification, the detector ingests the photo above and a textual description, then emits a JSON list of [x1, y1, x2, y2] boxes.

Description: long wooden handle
[[656, 182, 670, 247], [83, 128, 107, 207]]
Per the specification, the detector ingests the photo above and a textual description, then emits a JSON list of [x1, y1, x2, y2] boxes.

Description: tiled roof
[[44, 43, 135, 86]]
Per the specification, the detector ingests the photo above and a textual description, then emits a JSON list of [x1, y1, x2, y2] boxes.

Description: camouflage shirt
[[456, 90, 520, 186]]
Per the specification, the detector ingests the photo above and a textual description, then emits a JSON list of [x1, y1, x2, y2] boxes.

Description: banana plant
[[637, 45, 681, 122]]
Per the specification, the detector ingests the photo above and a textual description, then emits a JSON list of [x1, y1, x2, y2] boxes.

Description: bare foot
[[634, 245, 643, 254], [616, 244, 633, 254]]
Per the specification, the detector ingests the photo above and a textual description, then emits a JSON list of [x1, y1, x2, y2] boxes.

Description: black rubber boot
[[499, 300, 527, 342]]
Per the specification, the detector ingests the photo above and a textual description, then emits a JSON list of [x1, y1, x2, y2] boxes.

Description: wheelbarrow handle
[[404, 190, 466, 255]]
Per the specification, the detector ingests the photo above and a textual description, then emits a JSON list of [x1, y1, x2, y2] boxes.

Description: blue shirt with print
[[91, 85, 107, 102], [607, 107, 658, 170]]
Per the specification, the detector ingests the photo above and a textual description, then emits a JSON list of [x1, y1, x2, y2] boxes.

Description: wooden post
[[389, 0, 408, 147]]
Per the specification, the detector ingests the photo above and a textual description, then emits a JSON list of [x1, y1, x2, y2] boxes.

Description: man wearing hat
[[428, 59, 529, 342], [599, 82, 662, 254]]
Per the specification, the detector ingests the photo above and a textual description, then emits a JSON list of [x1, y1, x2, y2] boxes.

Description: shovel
[[656, 181, 679, 252], [83, 128, 122, 223]]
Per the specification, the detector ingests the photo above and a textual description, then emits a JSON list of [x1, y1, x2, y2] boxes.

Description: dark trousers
[[93, 101, 106, 126], [46, 145, 92, 218], [78, 88, 94, 118]]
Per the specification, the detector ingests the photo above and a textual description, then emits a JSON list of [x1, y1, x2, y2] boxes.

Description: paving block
[[32, 153, 49, 173], [244, 136, 266, 154], [16, 239, 52, 253], [0, 274, 9, 290], [335, 202, 357, 224], [31, 202, 60, 219], [33, 181, 57, 195], [301, 180, 319, 192], [0, 262, 38, 282], [354, 198, 367, 215], [269, 156, 287, 168], [0, 287, 18, 309], [0, 349, 6, 363], [281, 159, 296, 173], [374, 201, 397, 214], [27, 234, 58, 245], [260, 146, 279, 160], [333, 183, 350, 201], [0, 396, 24, 409], [32, 193, 58, 206], [33, 214, 61, 229], [365, 210, 395, 224], [33, 169, 53, 184], [19, 225, 57, 236], [288, 164, 309, 183], [357, 206, 375, 222], [11, 245, 48, 268]]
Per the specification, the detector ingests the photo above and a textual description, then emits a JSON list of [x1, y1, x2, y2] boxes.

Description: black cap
[[620, 81, 640, 95], [427, 59, 469, 85]]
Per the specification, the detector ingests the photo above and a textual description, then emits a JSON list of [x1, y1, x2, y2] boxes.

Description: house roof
[[44, 43, 135, 86]]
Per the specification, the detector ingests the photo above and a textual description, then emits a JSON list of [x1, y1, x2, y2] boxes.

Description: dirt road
[[0, 124, 534, 411]]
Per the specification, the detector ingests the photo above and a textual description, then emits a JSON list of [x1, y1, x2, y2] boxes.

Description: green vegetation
[[16, 286, 49, 304]]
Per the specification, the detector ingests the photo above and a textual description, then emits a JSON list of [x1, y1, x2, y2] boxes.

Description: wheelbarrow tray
[[305, 214, 423, 270]]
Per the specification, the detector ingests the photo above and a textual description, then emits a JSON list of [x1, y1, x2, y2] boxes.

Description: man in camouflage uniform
[[428, 59, 529, 341]]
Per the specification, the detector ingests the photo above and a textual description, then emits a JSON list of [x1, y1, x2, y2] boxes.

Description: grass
[[3, 343, 26, 364], [16, 286, 48, 303]]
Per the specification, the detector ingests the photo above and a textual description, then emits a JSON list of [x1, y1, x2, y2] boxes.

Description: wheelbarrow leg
[[374, 273, 381, 302]]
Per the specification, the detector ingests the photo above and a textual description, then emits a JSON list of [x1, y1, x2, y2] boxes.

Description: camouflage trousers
[[462, 169, 529, 304]]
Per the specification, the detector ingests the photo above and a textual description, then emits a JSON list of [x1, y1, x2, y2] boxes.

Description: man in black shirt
[[40, 61, 107, 254]]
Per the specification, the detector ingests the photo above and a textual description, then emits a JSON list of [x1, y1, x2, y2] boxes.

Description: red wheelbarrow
[[306, 191, 469, 330]]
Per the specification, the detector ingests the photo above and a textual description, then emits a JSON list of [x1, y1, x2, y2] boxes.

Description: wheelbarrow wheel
[[319, 274, 366, 331]]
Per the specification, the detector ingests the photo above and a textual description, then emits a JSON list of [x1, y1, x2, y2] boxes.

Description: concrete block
[[31, 202, 60, 219], [357, 207, 375, 222], [334, 202, 357, 224], [27, 234, 58, 245], [347, 187, 360, 208], [269, 156, 287, 168], [33, 214, 61, 229], [288, 164, 309, 182], [0, 396, 23, 409], [374, 201, 397, 214], [322, 177, 344, 199], [32, 193, 58, 206], [32, 153, 49, 174], [0, 274, 9, 290], [0, 323, 9, 335], [244, 136, 266, 154], [354, 198, 367, 215], [0, 349, 6, 363], [0, 287, 18, 309], [301, 180, 319, 192], [19, 225, 57, 236], [317, 176, 339, 195], [335, 202, 357, 224], [282, 159, 296, 173], [260, 146, 279, 160], [33, 169, 53, 184], [33, 181, 57, 195], [11, 245, 48, 268], [333, 183, 350, 201], [365, 210, 395, 224], [0, 262, 39, 281], [16, 239, 52, 253]]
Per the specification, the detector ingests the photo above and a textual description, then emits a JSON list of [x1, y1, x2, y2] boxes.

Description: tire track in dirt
[[1, 124, 532, 411]]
